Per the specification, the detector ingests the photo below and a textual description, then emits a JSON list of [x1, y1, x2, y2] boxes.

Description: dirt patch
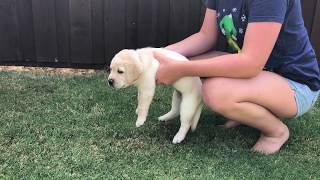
[[0, 66, 105, 76]]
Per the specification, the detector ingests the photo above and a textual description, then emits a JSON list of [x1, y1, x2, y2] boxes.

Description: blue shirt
[[206, 0, 320, 91]]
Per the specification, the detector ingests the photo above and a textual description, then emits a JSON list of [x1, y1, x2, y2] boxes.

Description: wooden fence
[[0, 0, 319, 68]]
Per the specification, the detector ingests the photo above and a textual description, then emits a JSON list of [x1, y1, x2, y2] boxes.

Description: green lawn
[[0, 71, 319, 179]]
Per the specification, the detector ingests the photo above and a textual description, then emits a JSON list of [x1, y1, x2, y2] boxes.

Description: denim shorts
[[286, 79, 320, 117]]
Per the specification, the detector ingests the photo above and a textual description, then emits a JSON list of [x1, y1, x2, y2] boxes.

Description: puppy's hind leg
[[135, 91, 140, 115], [158, 90, 181, 122], [191, 103, 202, 131], [172, 96, 196, 144]]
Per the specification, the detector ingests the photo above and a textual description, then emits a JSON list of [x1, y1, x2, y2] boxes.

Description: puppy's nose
[[108, 79, 114, 87]]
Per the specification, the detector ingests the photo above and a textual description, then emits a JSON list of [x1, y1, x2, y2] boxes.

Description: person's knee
[[202, 78, 232, 113]]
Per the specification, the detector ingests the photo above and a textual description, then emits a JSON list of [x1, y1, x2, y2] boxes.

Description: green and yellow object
[[219, 14, 241, 53]]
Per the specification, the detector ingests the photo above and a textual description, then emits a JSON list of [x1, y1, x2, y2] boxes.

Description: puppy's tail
[[191, 104, 202, 131]]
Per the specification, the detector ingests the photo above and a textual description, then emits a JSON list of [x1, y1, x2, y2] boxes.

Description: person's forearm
[[179, 53, 262, 79], [165, 31, 217, 57]]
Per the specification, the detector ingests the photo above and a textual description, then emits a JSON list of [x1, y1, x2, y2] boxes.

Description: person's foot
[[217, 120, 241, 129], [252, 125, 289, 155]]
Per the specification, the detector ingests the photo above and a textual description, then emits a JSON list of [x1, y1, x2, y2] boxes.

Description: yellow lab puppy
[[107, 48, 202, 143]]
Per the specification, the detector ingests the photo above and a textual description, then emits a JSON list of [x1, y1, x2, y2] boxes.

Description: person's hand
[[154, 52, 184, 85]]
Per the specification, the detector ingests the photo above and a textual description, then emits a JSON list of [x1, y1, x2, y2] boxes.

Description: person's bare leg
[[217, 120, 241, 128], [201, 71, 297, 154], [190, 51, 241, 128]]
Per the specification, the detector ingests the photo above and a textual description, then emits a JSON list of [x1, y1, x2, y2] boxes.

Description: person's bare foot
[[217, 120, 241, 129], [252, 125, 289, 155]]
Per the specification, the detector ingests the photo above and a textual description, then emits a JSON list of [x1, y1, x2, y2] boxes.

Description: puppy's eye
[[117, 69, 124, 74]]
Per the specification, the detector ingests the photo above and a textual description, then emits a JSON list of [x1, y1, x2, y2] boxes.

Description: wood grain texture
[[0, 0, 318, 66]]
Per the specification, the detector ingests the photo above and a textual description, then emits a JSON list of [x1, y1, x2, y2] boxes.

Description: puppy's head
[[107, 49, 143, 89]]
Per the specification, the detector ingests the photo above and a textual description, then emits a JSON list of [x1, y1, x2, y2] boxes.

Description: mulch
[[0, 66, 104, 76]]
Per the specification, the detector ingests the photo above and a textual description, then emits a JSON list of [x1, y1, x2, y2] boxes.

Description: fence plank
[[187, 0, 202, 36], [155, 0, 170, 47], [105, 0, 126, 62], [126, 0, 138, 49], [17, 0, 35, 62], [91, 0, 105, 64], [168, 0, 202, 45], [70, 0, 92, 64], [200, 0, 206, 26], [137, 0, 159, 48], [32, 0, 58, 62], [0, 0, 19, 62], [301, 0, 317, 36], [311, 0, 320, 59], [55, 0, 70, 64], [169, 0, 190, 44]]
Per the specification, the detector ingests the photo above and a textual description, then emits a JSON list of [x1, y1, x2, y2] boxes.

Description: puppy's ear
[[136, 48, 155, 65], [105, 66, 111, 73], [124, 49, 144, 75]]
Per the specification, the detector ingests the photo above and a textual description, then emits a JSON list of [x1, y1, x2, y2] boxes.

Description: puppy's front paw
[[158, 116, 166, 122], [172, 133, 186, 144], [135, 107, 139, 115], [135, 119, 145, 128]]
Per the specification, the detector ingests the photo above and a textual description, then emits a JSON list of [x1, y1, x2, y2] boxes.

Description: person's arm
[[155, 22, 282, 84], [165, 9, 218, 57]]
